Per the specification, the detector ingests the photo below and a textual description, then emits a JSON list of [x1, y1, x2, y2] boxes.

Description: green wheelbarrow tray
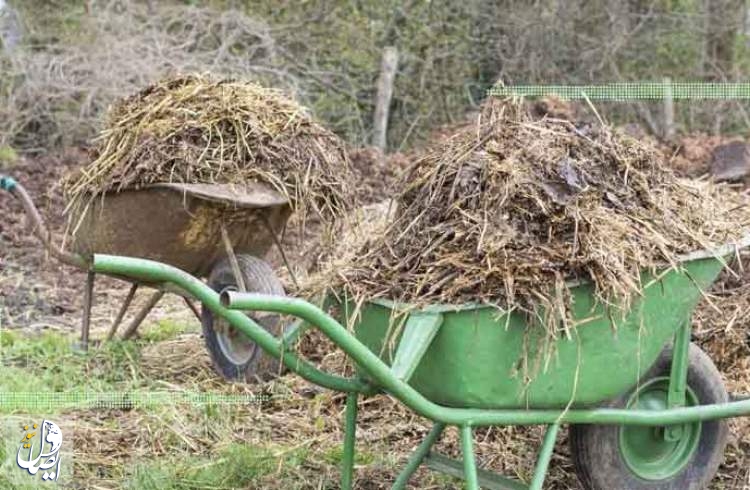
[[337, 252, 726, 410]]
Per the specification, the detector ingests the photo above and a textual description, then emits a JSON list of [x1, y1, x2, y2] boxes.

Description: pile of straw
[[319, 99, 750, 333], [64, 74, 353, 224]]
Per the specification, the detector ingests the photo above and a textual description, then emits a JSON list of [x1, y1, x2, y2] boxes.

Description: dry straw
[[315, 98, 750, 337], [64, 74, 354, 228]]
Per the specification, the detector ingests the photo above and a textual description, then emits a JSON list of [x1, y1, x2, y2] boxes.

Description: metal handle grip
[[2, 176, 87, 268], [0, 174, 17, 191]]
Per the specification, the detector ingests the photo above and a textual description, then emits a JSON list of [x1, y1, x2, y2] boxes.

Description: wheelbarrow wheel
[[202, 255, 284, 383], [570, 342, 728, 490]]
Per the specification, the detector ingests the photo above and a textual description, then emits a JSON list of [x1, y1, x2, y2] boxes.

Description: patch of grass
[[0, 331, 147, 409], [89, 340, 143, 384], [0, 331, 84, 393], [322, 445, 375, 466], [0, 329, 19, 347], [140, 319, 193, 343], [0, 329, 471, 489], [127, 443, 311, 490], [0, 145, 18, 168], [0, 474, 39, 490]]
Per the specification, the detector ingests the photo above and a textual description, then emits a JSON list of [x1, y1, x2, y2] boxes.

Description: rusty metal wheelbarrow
[[1, 174, 292, 382]]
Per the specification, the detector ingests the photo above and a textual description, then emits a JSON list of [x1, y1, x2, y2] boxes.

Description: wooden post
[[0, 0, 23, 52], [662, 77, 675, 140], [373, 47, 399, 152]]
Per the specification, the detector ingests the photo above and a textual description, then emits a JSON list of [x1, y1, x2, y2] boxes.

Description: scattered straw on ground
[[63, 74, 354, 229]]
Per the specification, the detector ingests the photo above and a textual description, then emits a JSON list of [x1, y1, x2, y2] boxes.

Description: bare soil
[[0, 149, 192, 335]]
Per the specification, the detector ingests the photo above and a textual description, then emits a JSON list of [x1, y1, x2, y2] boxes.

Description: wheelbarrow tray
[[70, 182, 291, 277], [339, 253, 727, 410]]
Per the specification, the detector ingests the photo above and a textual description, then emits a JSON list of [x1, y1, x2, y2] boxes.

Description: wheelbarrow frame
[[88, 251, 750, 490]]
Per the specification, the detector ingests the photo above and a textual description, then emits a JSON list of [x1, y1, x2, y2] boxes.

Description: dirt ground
[[0, 149, 193, 339], [2, 145, 750, 489]]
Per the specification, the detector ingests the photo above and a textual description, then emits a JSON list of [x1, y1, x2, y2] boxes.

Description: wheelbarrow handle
[[1, 175, 87, 269], [221, 291, 405, 392], [94, 254, 750, 427], [92, 253, 368, 393]]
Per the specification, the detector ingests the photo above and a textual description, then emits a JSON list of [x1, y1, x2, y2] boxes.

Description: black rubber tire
[[202, 255, 284, 383], [570, 343, 728, 490]]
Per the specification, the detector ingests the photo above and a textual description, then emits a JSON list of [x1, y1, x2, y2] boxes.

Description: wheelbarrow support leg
[[668, 320, 691, 409], [105, 283, 138, 341], [341, 391, 358, 490], [80, 271, 95, 350], [665, 320, 691, 441], [392, 422, 445, 489], [529, 423, 560, 490], [121, 290, 164, 340], [460, 426, 479, 490], [182, 297, 201, 322]]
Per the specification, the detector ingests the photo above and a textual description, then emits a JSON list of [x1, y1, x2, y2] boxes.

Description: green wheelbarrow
[[5, 174, 750, 489], [90, 238, 750, 489]]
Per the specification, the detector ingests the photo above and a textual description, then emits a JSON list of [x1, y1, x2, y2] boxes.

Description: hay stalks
[[313, 98, 750, 338], [64, 74, 354, 227]]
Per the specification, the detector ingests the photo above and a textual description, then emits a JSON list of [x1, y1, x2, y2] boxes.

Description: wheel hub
[[619, 377, 701, 481], [216, 286, 258, 366], [215, 316, 258, 365]]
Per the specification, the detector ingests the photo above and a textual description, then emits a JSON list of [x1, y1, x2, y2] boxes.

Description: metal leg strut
[[80, 271, 95, 350], [183, 297, 202, 322], [120, 290, 164, 340], [105, 283, 138, 341], [529, 423, 560, 490], [460, 425, 479, 490], [392, 422, 446, 489], [341, 392, 358, 490]]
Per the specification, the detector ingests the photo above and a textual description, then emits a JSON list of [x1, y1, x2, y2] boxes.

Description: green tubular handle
[[94, 254, 750, 428], [0, 175, 18, 192]]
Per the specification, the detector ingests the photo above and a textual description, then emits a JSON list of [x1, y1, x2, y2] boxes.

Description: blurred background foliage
[[1, 0, 749, 152]]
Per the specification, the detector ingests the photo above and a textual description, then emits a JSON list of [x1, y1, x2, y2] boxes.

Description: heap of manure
[[64, 74, 353, 226], [315, 98, 750, 335]]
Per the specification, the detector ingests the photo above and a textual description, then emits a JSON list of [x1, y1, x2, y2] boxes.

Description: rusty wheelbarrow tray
[[2, 174, 293, 382], [69, 182, 291, 276]]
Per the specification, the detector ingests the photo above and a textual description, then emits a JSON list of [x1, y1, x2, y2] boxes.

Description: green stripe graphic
[[0, 392, 286, 410], [488, 82, 750, 100]]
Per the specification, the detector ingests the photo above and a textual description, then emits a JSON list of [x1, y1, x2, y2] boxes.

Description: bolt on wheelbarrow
[[1, 174, 293, 383]]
